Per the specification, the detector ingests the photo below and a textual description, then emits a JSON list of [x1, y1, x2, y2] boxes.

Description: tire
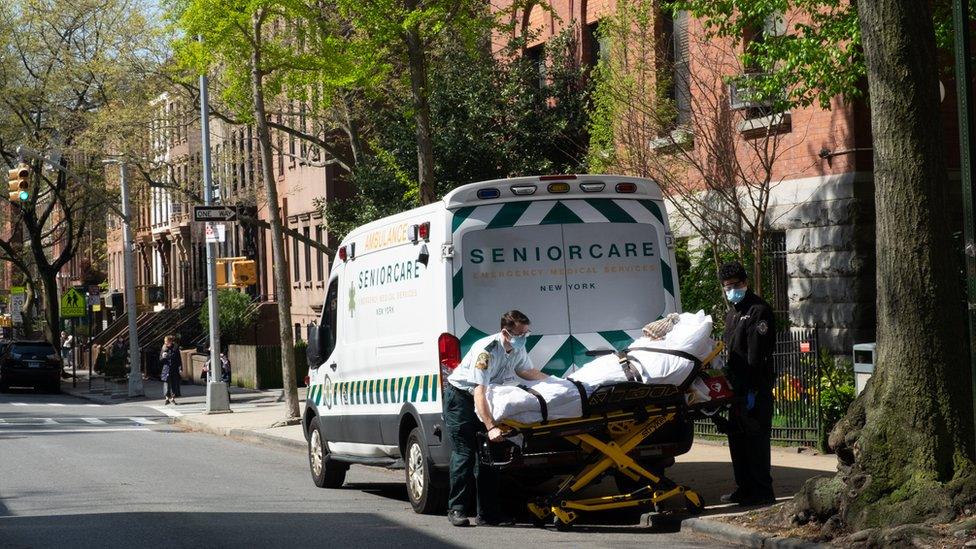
[[308, 416, 347, 488], [405, 426, 448, 515]]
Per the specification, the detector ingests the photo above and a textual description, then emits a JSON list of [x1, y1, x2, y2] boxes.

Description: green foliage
[[325, 27, 592, 239], [665, 0, 864, 111], [199, 289, 257, 345], [818, 350, 856, 436]]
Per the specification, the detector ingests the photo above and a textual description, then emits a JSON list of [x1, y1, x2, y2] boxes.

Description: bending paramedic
[[444, 310, 551, 527]]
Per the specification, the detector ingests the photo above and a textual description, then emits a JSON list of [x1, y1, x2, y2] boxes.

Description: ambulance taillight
[[438, 333, 461, 369], [438, 333, 461, 394]]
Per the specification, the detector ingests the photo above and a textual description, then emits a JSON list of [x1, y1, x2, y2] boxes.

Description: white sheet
[[484, 311, 724, 424]]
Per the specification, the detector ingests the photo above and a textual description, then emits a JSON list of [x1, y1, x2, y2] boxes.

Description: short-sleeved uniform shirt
[[447, 333, 534, 394]]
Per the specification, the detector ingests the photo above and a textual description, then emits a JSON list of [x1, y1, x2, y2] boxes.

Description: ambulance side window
[[322, 278, 339, 358]]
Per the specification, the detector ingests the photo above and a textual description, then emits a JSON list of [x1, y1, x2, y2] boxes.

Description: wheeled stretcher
[[479, 343, 732, 530]]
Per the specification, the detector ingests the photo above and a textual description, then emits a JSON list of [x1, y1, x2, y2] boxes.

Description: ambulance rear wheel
[[308, 416, 347, 488], [405, 427, 448, 515]]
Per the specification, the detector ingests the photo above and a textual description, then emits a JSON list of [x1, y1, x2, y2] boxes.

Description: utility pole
[[118, 164, 143, 397], [200, 55, 231, 413]]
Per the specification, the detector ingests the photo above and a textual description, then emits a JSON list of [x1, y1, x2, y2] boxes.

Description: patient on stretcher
[[482, 311, 728, 424]]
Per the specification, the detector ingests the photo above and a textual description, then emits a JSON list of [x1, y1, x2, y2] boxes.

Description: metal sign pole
[[119, 164, 143, 397], [71, 318, 76, 388], [200, 47, 230, 414]]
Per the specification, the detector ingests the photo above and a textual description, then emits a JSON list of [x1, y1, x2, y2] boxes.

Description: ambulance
[[302, 174, 682, 514]]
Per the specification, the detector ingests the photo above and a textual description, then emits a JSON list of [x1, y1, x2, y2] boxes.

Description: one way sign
[[193, 205, 238, 222]]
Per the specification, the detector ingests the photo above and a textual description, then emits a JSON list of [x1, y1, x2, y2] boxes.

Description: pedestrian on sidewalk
[[718, 261, 776, 507], [160, 335, 183, 405], [61, 331, 74, 368]]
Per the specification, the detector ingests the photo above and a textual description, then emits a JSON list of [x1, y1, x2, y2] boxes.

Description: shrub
[[199, 289, 256, 345]]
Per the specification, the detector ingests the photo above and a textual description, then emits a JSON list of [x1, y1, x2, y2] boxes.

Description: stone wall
[[770, 172, 876, 354]]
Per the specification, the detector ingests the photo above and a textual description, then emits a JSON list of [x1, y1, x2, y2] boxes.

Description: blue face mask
[[509, 334, 527, 350], [726, 287, 747, 304]]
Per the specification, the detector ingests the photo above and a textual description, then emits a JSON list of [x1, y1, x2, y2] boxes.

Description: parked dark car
[[0, 340, 61, 393]]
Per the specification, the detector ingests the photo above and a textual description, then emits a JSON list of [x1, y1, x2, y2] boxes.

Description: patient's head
[[642, 312, 680, 340]]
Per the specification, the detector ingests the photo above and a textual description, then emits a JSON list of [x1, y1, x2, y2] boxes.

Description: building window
[[315, 226, 325, 281], [584, 21, 608, 67], [294, 322, 302, 343], [660, 10, 691, 130], [525, 44, 546, 88], [303, 227, 312, 282], [292, 234, 300, 283]]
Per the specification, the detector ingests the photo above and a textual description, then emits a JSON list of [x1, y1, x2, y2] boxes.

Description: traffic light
[[7, 164, 29, 203], [232, 259, 257, 286]]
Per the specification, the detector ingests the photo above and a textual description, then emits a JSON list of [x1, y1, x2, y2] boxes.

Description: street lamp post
[[200, 56, 230, 414], [117, 163, 143, 397]]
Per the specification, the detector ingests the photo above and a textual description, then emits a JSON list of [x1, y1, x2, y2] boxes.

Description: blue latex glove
[[746, 391, 756, 411]]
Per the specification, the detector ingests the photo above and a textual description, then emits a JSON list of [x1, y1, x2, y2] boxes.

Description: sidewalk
[[61, 372, 834, 546]]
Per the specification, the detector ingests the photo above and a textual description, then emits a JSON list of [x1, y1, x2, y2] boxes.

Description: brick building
[[492, 1, 966, 353]]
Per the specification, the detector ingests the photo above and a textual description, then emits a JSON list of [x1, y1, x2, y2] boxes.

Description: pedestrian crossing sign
[[60, 288, 86, 318]]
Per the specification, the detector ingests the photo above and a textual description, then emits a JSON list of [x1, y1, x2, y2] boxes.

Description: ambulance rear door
[[450, 196, 679, 376]]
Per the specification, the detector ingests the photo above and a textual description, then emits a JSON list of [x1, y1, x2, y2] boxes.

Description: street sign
[[61, 287, 86, 318], [193, 205, 237, 222], [205, 222, 226, 243], [86, 293, 100, 307], [10, 286, 24, 324]]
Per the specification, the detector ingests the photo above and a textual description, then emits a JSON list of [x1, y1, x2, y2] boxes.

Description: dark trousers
[[163, 374, 181, 398], [445, 385, 499, 517], [727, 390, 774, 499]]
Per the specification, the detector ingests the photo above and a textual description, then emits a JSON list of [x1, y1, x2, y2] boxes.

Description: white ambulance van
[[303, 174, 682, 513]]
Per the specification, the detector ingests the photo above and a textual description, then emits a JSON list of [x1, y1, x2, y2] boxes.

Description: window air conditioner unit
[[729, 75, 773, 110]]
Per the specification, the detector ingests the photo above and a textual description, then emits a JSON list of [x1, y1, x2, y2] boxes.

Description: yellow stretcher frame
[[495, 343, 725, 530]]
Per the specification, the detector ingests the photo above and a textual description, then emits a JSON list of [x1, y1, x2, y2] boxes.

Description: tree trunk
[[39, 269, 59, 347], [252, 11, 300, 420], [796, 0, 976, 533], [403, 2, 436, 205]]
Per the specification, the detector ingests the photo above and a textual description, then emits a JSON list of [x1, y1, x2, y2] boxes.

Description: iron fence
[[695, 328, 822, 447]]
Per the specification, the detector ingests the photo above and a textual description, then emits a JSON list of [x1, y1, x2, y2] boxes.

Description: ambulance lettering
[[469, 241, 655, 263]]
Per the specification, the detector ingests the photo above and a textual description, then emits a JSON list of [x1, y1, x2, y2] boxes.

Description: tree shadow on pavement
[[0, 512, 463, 549]]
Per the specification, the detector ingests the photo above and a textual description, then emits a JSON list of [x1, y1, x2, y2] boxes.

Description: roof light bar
[[477, 188, 501, 199], [615, 182, 637, 193], [580, 182, 605, 192], [547, 182, 571, 193]]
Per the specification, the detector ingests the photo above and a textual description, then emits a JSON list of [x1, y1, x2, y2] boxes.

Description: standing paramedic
[[718, 261, 776, 506], [444, 310, 551, 527]]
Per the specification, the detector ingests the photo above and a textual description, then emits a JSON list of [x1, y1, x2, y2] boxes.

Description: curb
[[680, 517, 827, 548], [173, 415, 306, 454]]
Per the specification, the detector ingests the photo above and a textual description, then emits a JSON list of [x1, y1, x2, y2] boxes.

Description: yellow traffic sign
[[61, 288, 86, 318]]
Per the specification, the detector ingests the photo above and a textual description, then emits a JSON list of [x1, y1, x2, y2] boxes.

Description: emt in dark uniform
[[444, 310, 551, 527], [718, 261, 776, 506]]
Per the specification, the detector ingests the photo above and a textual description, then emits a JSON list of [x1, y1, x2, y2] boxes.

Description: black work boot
[[448, 509, 471, 527]]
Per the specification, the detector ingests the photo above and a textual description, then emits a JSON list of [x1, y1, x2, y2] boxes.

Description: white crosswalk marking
[[11, 403, 27, 406], [48, 403, 66, 407], [81, 418, 106, 424], [129, 417, 157, 425]]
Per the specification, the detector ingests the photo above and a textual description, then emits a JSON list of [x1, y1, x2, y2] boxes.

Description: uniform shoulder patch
[[475, 352, 490, 370], [757, 320, 769, 335]]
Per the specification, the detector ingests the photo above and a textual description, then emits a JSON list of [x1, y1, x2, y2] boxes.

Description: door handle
[[329, 363, 337, 371]]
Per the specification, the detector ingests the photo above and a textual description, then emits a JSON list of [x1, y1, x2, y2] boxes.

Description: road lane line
[[81, 418, 107, 424], [148, 405, 182, 418], [0, 427, 152, 434], [48, 403, 66, 407], [11, 403, 27, 406]]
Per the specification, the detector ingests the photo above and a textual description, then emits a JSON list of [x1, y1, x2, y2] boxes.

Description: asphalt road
[[0, 390, 732, 548]]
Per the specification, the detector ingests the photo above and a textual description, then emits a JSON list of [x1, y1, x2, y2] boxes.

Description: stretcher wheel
[[685, 491, 705, 515], [553, 515, 572, 532]]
